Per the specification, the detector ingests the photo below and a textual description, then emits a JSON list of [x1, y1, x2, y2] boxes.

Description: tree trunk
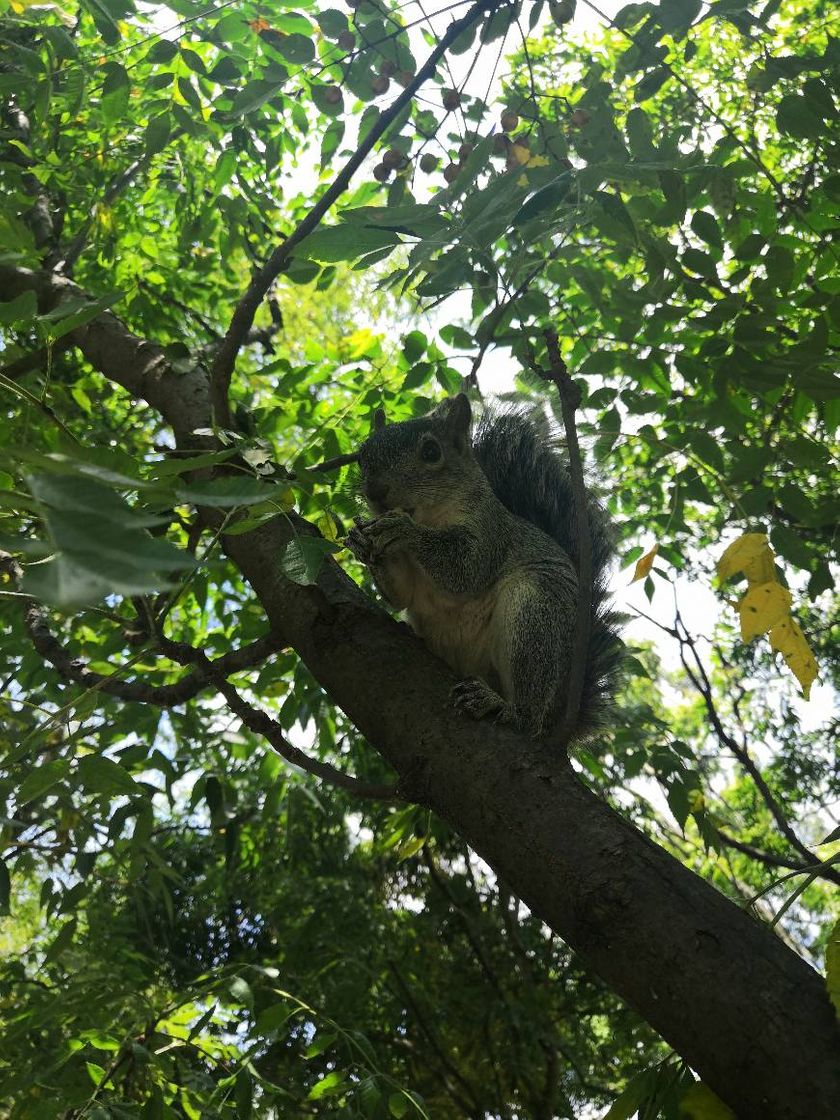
[[224, 526, 840, 1120]]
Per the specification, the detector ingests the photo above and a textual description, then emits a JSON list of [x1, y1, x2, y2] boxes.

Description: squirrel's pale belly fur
[[404, 561, 521, 689]]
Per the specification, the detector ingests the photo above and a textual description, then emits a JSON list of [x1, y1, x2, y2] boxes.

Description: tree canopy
[[0, 0, 838, 1117]]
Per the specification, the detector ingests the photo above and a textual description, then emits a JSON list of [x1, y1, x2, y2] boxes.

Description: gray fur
[[345, 394, 622, 741]]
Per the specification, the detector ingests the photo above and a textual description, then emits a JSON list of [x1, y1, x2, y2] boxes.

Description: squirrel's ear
[[445, 393, 472, 452], [372, 407, 386, 432]]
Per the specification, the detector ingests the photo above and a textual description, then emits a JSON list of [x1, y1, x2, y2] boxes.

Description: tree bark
[[3, 263, 839, 1118]]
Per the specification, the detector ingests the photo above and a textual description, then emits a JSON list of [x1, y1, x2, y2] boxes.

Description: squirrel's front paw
[[451, 679, 509, 723], [346, 511, 414, 563], [345, 518, 375, 564]]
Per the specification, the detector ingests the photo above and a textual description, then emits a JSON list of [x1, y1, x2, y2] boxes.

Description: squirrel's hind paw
[[451, 679, 510, 723]]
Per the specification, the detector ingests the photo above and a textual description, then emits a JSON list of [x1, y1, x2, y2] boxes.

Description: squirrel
[[345, 393, 622, 741]]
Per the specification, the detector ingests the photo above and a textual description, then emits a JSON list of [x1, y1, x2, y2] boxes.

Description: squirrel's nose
[[366, 478, 390, 504]]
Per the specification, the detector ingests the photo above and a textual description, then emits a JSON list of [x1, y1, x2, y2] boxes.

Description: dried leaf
[[632, 544, 659, 583]]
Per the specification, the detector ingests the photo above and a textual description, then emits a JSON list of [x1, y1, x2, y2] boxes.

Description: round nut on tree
[[500, 110, 519, 132], [383, 147, 404, 169], [570, 108, 590, 128], [337, 30, 356, 51], [458, 142, 474, 161], [442, 88, 461, 111], [492, 132, 511, 155], [373, 162, 391, 182], [324, 84, 343, 105], [419, 153, 439, 173], [371, 74, 390, 96], [379, 59, 397, 77], [395, 69, 415, 88], [443, 162, 459, 183]]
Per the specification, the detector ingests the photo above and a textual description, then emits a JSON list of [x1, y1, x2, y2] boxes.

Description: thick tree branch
[[0, 264, 212, 448], [208, 0, 502, 429], [4, 105, 55, 249]]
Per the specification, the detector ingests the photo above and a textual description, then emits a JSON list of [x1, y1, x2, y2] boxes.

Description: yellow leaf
[[317, 511, 340, 542], [717, 532, 773, 584], [687, 789, 705, 813], [769, 617, 818, 699], [680, 1082, 736, 1120], [737, 580, 791, 641], [526, 154, 550, 167], [826, 918, 840, 1019], [516, 173, 528, 187], [512, 143, 530, 165], [631, 544, 659, 583]]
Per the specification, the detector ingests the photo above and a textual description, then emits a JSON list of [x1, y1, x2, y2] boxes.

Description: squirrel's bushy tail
[[473, 407, 623, 736]]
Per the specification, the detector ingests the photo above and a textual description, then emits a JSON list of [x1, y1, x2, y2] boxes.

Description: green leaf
[[27, 473, 165, 528], [279, 535, 338, 585], [304, 1031, 337, 1058], [175, 476, 282, 508], [22, 550, 179, 609], [316, 9, 349, 38], [513, 174, 573, 225], [235, 1068, 253, 1120], [43, 918, 77, 966], [229, 78, 286, 119], [604, 1068, 658, 1119], [255, 1003, 294, 1035], [40, 291, 125, 342], [144, 113, 171, 157], [308, 1070, 346, 1101], [296, 224, 401, 263], [389, 1092, 410, 1118], [826, 917, 840, 1019], [0, 290, 37, 326], [18, 760, 71, 803], [77, 755, 139, 798], [776, 94, 823, 140], [403, 330, 427, 362], [679, 1081, 737, 1119], [690, 210, 723, 249], [273, 33, 316, 65]]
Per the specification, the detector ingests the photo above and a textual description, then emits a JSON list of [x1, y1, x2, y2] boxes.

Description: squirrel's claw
[[345, 523, 373, 563], [451, 678, 509, 723]]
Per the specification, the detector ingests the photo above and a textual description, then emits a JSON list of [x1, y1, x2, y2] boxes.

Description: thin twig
[[20, 593, 281, 708], [158, 635, 401, 802], [672, 610, 840, 888]]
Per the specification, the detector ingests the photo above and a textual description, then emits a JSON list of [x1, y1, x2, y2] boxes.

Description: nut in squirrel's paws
[[345, 511, 413, 563], [451, 678, 508, 722]]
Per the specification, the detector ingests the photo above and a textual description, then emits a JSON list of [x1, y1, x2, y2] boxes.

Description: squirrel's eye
[[419, 439, 441, 464]]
